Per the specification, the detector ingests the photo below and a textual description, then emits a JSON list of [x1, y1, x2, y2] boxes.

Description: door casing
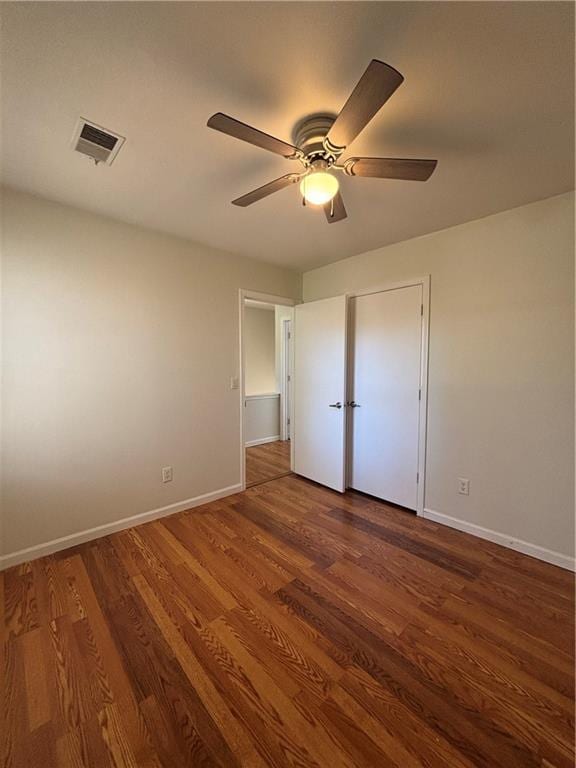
[[280, 318, 292, 441], [238, 289, 297, 491]]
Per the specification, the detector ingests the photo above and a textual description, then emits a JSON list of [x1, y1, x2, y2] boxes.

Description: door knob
[[329, 402, 343, 409], [348, 401, 360, 408]]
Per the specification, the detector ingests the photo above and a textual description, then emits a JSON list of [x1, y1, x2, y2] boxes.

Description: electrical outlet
[[162, 466, 173, 483], [458, 477, 470, 495]]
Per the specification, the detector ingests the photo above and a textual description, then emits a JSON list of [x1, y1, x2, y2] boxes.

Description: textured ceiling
[[1, 2, 574, 270]]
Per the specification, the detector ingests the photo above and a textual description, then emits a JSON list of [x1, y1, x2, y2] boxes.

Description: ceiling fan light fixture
[[300, 170, 339, 206], [207, 59, 437, 223]]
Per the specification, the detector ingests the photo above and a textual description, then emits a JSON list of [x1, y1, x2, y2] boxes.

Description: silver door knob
[[348, 401, 360, 408], [329, 402, 343, 409]]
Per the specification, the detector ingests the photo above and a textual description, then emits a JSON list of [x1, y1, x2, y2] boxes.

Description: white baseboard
[[422, 508, 575, 572], [4, 489, 571, 573], [245, 435, 281, 448], [0, 483, 242, 571]]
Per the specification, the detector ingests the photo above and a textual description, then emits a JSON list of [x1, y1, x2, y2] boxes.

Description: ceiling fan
[[207, 59, 437, 223]]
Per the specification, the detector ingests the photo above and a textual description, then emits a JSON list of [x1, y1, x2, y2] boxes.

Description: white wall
[[244, 395, 280, 446], [0, 188, 300, 560], [244, 306, 276, 395], [304, 192, 575, 563]]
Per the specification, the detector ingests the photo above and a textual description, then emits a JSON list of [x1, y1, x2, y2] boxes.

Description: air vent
[[71, 118, 125, 165]]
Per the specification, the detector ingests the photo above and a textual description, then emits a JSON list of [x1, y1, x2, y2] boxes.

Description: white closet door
[[293, 296, 347, 492], [350, 285, 423, 509]]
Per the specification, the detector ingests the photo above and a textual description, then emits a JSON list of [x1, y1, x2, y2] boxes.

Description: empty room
[[1, 2, 574, 767]]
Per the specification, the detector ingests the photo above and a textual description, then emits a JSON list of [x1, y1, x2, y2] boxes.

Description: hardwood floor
[[246, 440, 291, 487], [2, 474, 574, 767]]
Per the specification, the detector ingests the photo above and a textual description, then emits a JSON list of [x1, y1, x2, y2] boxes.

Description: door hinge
[[287, 418, 291, 425], [288, 332, 291, 339], [416, 472, 419, 483], [418, 388, 421, 401], [287, 375, 291, 381], [421, 304, 424, 316]]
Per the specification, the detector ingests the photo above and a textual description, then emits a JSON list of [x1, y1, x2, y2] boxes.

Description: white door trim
[[280, 317, 292, 441], [238, 289, 298, 491], [345, 276, 430, 516]]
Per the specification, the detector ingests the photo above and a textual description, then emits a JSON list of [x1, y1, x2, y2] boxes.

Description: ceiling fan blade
[[324, 190, 347, 223], [342, 157, 437, 181], [325, 60, 404, 153], [232, 174, 301, 207], [208, 113, 300, 159]]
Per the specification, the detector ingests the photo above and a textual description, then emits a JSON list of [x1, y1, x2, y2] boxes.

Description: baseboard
[[422, 508, 575, 572], [245, 435, 281, 448], [5, 490, 571, 573], [0, 483, 243, 571]]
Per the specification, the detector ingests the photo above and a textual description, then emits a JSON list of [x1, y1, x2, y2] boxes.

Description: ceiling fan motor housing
[[292, 114, 338, 166]]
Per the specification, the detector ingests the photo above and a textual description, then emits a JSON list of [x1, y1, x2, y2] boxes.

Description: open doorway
[[240, 293, 295, 488]]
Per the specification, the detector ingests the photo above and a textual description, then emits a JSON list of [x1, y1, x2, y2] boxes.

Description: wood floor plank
[[2, 632, 31, 768], [160, 518, 240, 611], [132, 575, 266, 768], [49, 613, 94, 729], [62, 553, 162, 767], [327, 506, 481, 579], [4, 562, 40, 637], [340, 665, 478, 768], [2, 473, 574, 767], [20, 627, 52, 731], [421, 597, 575, 699], [276, 580, 552, 767], [208, 615, 354, 768], [245, 440, 291, 487], [398, 623, 574, 766], [293, 688, 399, 768]]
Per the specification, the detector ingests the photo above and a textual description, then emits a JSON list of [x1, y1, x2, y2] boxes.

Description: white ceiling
[[1, 2, 574, 271]]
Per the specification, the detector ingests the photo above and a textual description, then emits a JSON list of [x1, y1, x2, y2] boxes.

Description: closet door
[[349, 285, 423, 509], [293, 296, 348, 492]]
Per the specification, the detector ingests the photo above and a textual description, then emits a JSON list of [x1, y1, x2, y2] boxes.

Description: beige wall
[[244, 395, 280, 445], [0, 188, 300, 558], [304, 192, 575, 560], [244, 306, 276, 395]]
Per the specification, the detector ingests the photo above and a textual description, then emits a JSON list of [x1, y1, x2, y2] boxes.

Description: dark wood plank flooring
[[2, 474, 574, 767], [246, 440, 291, 487]]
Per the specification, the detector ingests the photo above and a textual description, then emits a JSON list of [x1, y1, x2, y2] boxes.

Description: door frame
[[280, 317, 292, 441], [238, 289, 297, 491], [346, 276, 430, 516]]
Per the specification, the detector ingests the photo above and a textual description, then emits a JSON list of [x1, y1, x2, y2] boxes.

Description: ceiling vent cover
[[71, 118, 125, 165]]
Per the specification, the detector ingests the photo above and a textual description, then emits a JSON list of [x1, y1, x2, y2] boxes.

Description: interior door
[[349, 285, 423, 509], [293, 296, 347, 492]]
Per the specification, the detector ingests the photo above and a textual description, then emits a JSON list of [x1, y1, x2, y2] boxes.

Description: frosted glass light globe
[[300, 171, 339, 206]]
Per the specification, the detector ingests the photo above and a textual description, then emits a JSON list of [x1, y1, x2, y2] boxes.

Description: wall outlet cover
[[162, 466, 173, 483], [458, 477, 470, 495]]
